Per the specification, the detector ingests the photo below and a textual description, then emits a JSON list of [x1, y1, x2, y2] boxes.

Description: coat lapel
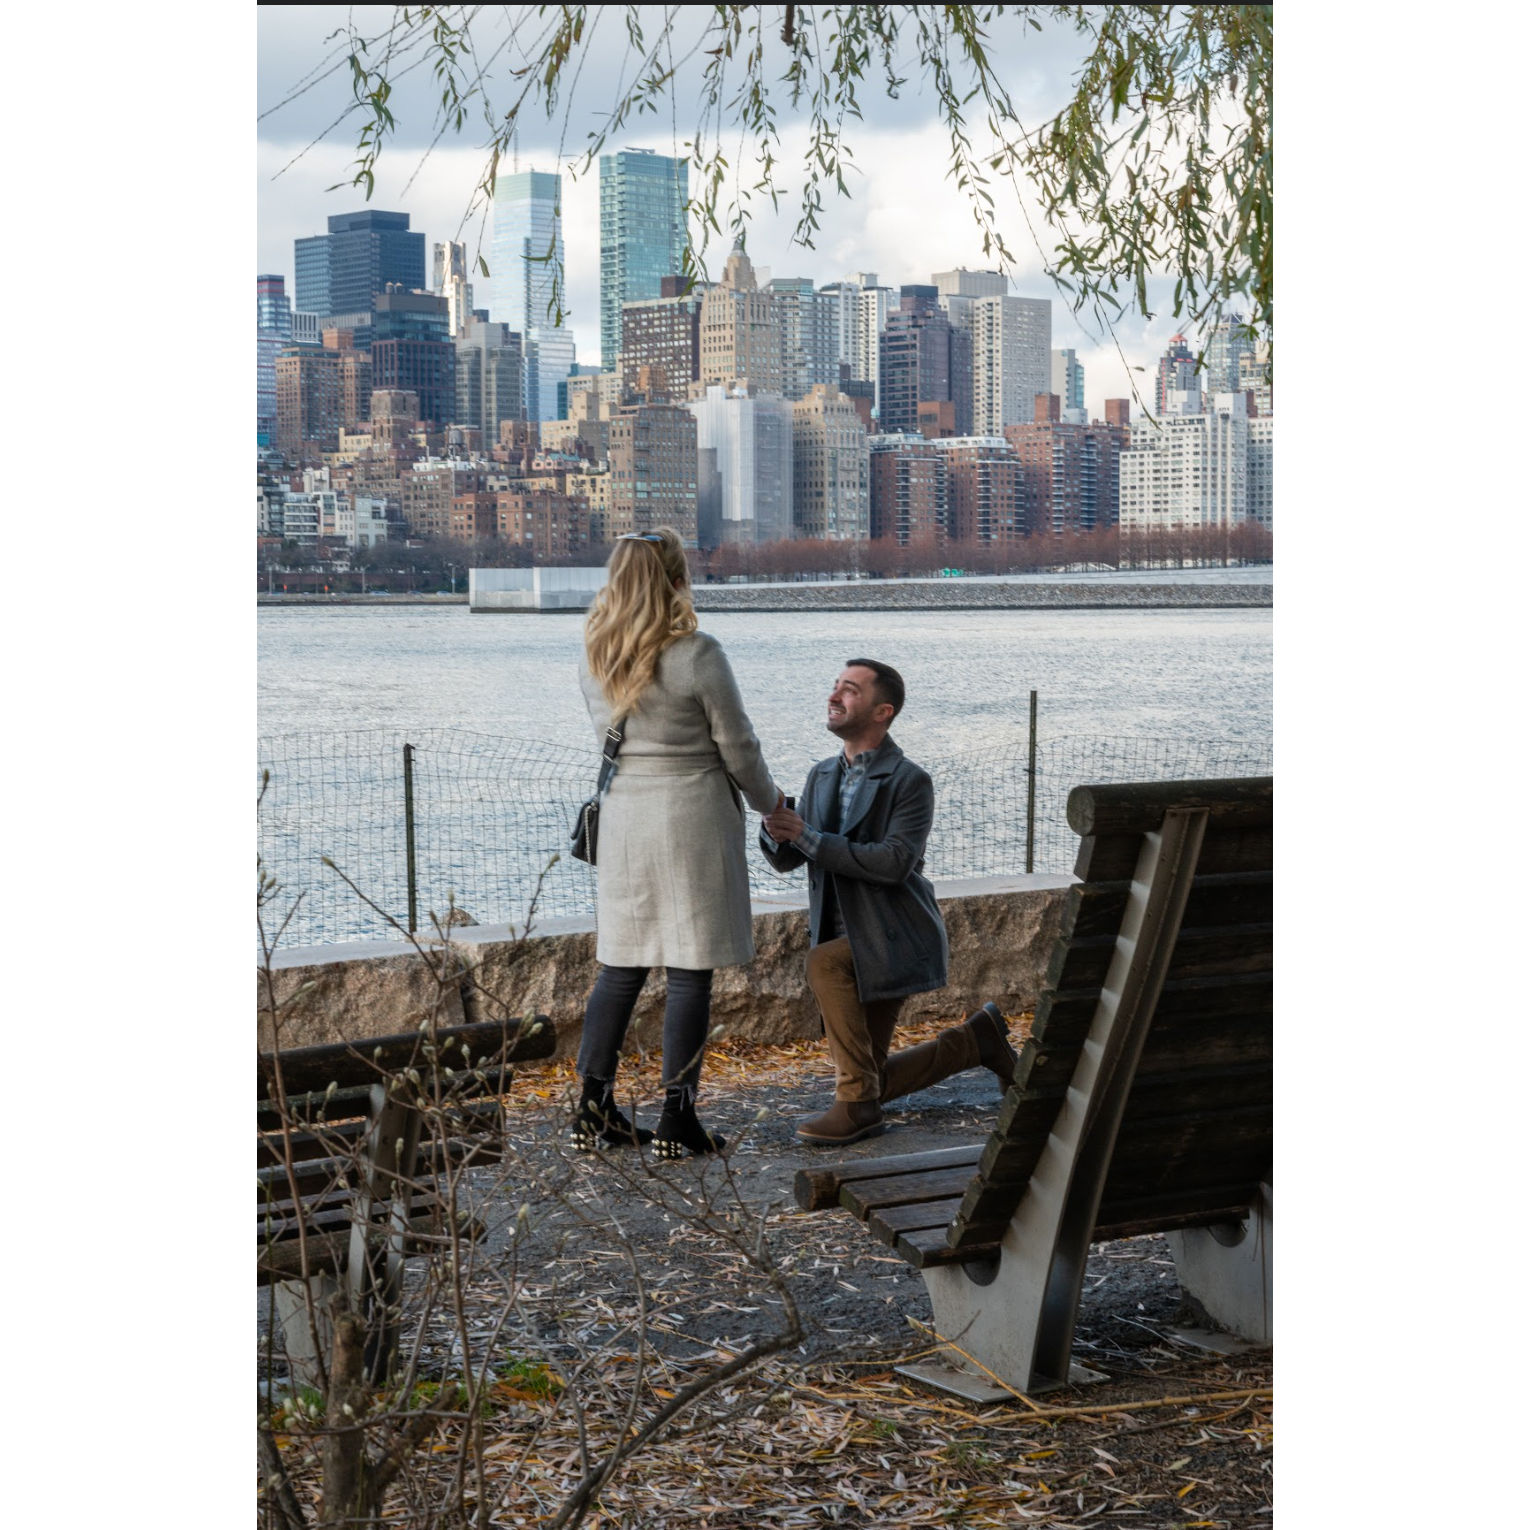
[[807, 759, 840, 833]]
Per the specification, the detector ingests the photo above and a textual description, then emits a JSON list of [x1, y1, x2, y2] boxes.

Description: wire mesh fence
[[258, 728, 1273, 950]]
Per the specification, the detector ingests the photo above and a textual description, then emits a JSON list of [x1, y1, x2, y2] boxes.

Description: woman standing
[[574, 528, 782, 1157]]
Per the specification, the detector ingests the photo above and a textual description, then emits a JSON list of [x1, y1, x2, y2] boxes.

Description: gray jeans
[[576, 964, 714, 1094]]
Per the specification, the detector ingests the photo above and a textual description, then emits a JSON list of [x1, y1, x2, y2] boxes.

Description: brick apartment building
[[1004, 394, 1132, 535], [869, 434, 948, 545]]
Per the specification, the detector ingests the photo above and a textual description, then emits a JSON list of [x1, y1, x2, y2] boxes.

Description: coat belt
[[615, 753, 725, 777]]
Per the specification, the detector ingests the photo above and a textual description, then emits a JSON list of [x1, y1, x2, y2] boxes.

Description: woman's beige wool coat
[[580, 630, 780, 970]]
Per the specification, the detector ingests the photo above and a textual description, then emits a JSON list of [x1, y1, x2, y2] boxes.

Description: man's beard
[[826, 711, 849, 735]]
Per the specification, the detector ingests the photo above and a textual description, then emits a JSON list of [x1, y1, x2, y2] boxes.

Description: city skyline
[[257, 8, 1202, 422]]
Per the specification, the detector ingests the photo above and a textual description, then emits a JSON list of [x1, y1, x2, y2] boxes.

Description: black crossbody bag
[[570, 721, 626, 865]]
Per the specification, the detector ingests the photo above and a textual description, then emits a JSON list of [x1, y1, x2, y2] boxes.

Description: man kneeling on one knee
[[760, 658, 1018, 1146]]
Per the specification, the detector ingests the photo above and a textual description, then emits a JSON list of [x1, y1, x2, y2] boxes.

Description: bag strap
[[595, 718, 626, 797]]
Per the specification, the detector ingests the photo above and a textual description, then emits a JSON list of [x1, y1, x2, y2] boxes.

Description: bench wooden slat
[[256, 1064, 516, 1129], [1094, 1182, 1261, 1236], [866, 1196, 964, 1243], [1165, 924, 1273, 982], [949, 1102, 1272, 1247], [896, 1225, 1000, 1269], [257, 1100, 503, 1165], [841, 1164, 989, 1218], [258, 1015, 554, 1099], [1189, 826, 1273, 876], [792, 1144, 984, 1212], [257, 1135, 504, 1205], [257, 1213, 487, 1285]]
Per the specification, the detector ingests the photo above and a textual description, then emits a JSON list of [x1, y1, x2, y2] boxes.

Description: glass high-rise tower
[[294, 211, 425, 319], [491, 170, 574, 420], [598, 149, 689, 371]]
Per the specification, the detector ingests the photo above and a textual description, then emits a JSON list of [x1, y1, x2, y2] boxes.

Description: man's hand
[[763, 804, 806, 843]]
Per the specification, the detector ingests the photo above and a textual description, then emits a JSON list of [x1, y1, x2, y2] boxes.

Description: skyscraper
[[1154, 335, 1198, 416], [275, 346, 341, 459], [455, 318, 524, 441], [294, 211, 425, 319], [433, 241, 474, 337], [687, 382, 793, 544], [791, 384, 869, 540], [257, 275, 294, 445], [820, 273, 891, 410], [257, 273, 294, 340], [598, 149, 689, 372], [1203, 313, 1253, 397], [491, 170, 575, 421], [935, 435, 1024, 545], [947, 294, 1051, 435], [620, 276, 706, 402], [1050, 348, 1085, 419], [606, 403, 700, 542], [697, 245, 785, 396], [932, 273, 1053, 434], [878, 286, 971, 437], [371, 287, 455, 426], [769, 277, 840, 401]]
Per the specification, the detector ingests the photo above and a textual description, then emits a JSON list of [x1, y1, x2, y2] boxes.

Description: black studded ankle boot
[[570, 1077, 653, 1151], [651, 1086, 726, 1160]]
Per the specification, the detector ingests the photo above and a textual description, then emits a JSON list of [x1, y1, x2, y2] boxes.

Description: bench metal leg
[[1167, 1180, 1273, 1347], [908, 809, 1210, 1400], [273, 1274, 340, 1395]]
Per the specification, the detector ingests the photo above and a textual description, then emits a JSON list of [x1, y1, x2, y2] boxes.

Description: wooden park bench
[[794, 778, 1272, 1401], [258, 1014, 555, 1385]]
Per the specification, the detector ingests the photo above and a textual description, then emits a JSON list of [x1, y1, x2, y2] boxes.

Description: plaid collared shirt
[[792, 749, 875, 942], [794, 749, 874, 862]]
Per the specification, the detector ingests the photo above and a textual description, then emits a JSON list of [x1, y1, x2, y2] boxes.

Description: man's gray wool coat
[[759, 735, 949, 1003]]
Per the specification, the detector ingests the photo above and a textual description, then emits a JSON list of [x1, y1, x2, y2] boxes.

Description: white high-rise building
[[769, 277, 840, 400], [433, 240, 475, 337], [1118, 391, 1259, 531], [686, 382, 794, 544], [948, 294, 1052, 436], [820, 272, 891, 410]]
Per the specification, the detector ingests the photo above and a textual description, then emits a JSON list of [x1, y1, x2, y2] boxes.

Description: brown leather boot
[[796, 1099, 886, 1145], [967, 1002, 1019, 1090]]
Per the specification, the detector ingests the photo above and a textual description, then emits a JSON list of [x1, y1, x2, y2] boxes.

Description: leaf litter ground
[[262, 1012, 1272, 1525]]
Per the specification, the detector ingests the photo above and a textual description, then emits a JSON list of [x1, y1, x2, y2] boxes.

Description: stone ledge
[[258, 874, 1075, 1056]]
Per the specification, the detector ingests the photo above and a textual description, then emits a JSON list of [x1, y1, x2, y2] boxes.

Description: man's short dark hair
[[844, 657, 906, 719]]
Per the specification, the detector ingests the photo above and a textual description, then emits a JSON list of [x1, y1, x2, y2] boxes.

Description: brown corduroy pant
[[805, 936, 978, 1104]]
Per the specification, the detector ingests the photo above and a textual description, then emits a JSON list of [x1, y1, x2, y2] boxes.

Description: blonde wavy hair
[[584, 527, 698, 717]]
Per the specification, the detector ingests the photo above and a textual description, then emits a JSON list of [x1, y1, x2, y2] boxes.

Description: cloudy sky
[[257, 5, 1197, 417]]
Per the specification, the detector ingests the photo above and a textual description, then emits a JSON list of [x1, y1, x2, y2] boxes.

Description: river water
[[258, 605, 1272, 946]]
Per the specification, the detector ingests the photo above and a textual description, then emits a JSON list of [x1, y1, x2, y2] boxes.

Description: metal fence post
[[1025, 690, 1038, 874], [403, 742, 418, 934]]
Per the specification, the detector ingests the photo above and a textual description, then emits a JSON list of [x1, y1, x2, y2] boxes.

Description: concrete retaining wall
[[691, 581, 1271, 612], [258, 874, 1074, 1056]]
